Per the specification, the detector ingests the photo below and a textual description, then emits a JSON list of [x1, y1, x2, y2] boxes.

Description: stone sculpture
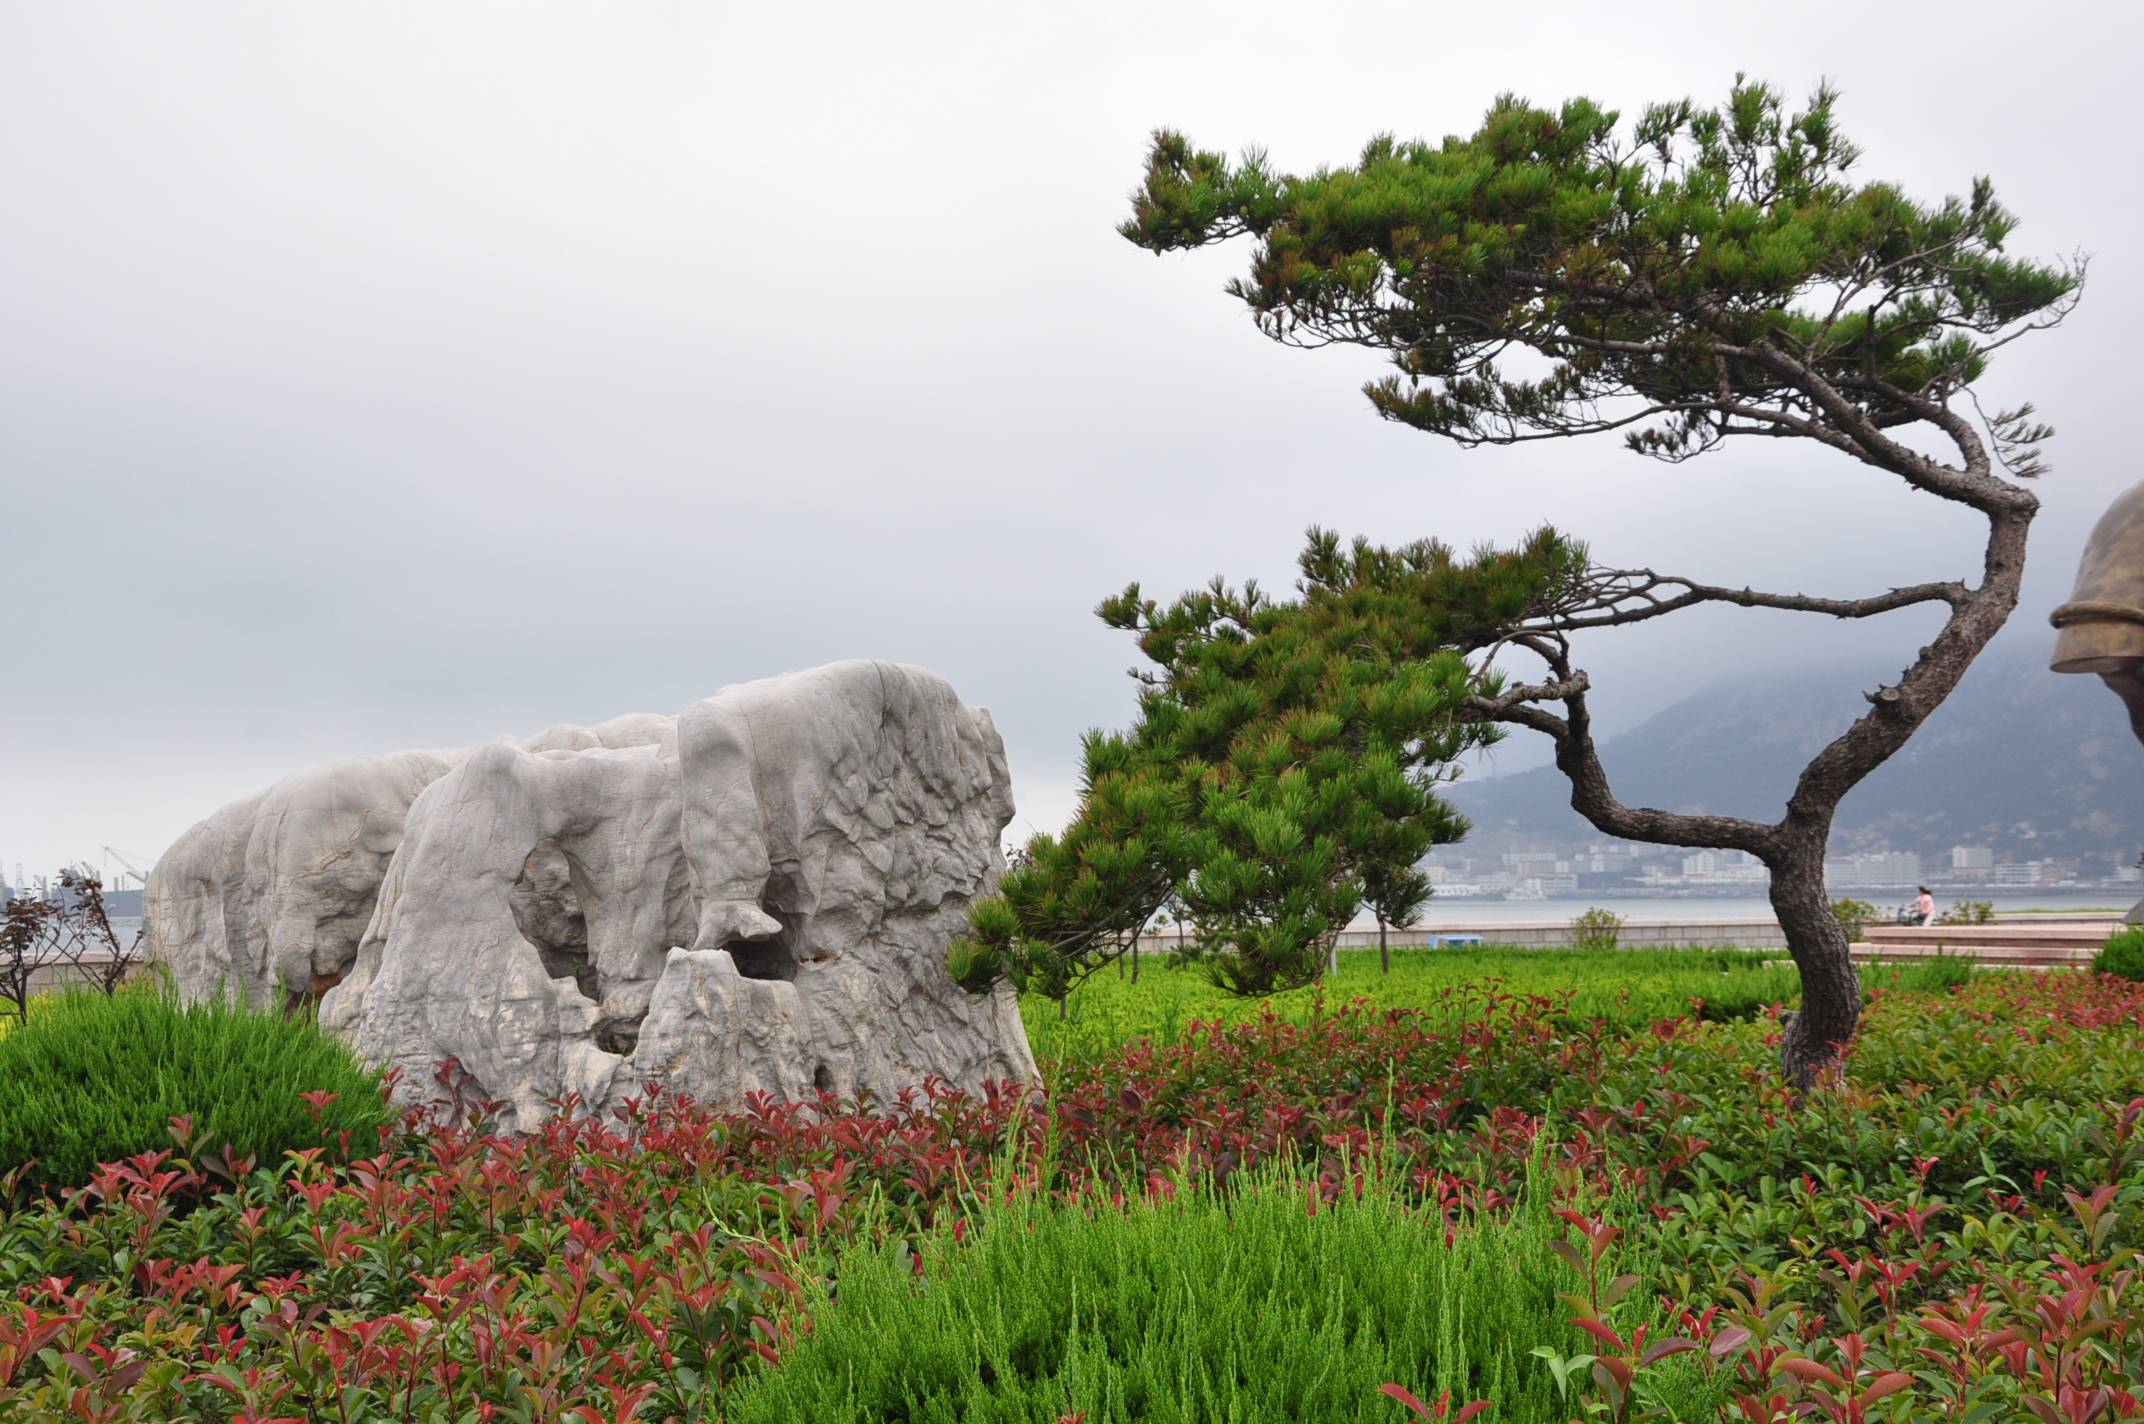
[[2051, 481, 2144, 743], [2051, 481, 2144, 922], [146, 661, 1038, 1129]]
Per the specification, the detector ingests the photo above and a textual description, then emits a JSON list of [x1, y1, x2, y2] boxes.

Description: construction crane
[[100, 847, 155, 890]]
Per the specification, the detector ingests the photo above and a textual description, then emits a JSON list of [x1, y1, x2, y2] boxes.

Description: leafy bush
[[1938, 898, 1996, 925], [1569, 906, 1624, 950], [2095, 924, 2144, 981], [1830, 897, 1876, 942], [726, 1167, 1721, 1424], [0, 870, 148, 1024], [0, 987, 389, 1191]]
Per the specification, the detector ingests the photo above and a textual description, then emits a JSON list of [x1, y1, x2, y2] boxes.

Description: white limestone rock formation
[[628, 661, 1030, 1113], [147, 661, 1037, 1128], [144, 750, 465, 1006]]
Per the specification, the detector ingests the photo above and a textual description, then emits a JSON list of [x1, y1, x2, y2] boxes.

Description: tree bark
[[1765, 830, 1860, 1088], [1468, 495, 2034, 1089], [1379, 917, 1390, 975]]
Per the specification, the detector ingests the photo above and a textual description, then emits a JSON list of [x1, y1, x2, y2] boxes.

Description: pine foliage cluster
[[948, 529, 1584, 999], [1120, 79, 2076, 468]]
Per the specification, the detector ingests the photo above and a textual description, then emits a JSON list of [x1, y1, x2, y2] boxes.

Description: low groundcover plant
[[0, 958, 2135, 1420]]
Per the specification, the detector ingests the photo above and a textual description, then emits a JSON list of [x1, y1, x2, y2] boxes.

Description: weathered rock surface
[[148, 661, 1037, 1129], [145, 750, 465, 1007], [2052, 479, 2144, 744]]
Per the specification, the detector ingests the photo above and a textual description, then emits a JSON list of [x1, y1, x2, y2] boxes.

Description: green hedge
[[0, 988, 390, 1192], [2095, 924, 2144, 981]]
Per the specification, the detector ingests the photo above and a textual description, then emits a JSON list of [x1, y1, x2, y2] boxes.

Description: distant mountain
[[1446, 646, 2144, 867]]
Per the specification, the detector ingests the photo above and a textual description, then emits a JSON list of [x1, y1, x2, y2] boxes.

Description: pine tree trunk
[[1768, 834, 1862, 1089], [1131, 940, 1140, 984], [1379, 918, 1389, 976]]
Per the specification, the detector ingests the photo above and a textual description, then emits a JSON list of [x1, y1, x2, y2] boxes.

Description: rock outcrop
[[147, 661, 1037, 1128], [145, 750, 465, 1008]]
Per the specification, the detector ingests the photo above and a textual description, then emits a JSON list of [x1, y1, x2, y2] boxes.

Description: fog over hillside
[[1446, 644, 2144, 869]]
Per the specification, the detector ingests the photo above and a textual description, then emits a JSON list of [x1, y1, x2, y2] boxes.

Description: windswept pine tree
[[948, 531, 1586, 1002], [1116, 79, 2080, 1083]]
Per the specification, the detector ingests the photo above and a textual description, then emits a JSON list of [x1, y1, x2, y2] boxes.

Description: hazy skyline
[[4, 0, 2137, 873]]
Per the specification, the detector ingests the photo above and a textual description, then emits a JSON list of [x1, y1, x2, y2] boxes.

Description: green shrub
[[1938, 899, 1995, 926], [725, 1168, 1726, 1424], [1830, 897, 1876, 942], [2093, 924, 2144, 981], [1569, 906, 1623, 951], [0, 987, 390, 1192]]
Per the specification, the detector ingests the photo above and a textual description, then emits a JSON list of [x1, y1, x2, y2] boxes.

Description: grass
[[1019, 943, 1975, 1064], [2009, 905, 2127, 913], [725, 1159, 1725, 1424]]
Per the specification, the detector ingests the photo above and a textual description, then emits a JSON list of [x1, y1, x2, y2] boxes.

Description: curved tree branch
[[1530, 568, 1968, 632], [1468, 648, 1777, 856]]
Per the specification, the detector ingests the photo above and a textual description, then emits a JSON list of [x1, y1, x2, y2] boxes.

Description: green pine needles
[[948, 529, 1585, 1000], [0, 987, 391, 1193], [1120, 78, 2077, 467]]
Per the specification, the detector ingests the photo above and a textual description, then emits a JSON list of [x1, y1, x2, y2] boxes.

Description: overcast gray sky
[[2, 0, 2135, 878]]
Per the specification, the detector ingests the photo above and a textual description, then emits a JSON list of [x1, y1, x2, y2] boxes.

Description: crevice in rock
[[511, 839, 596, 1001], [285, 967, 345, 1016], [727, 893, 801, 981], [596, 1012, 645, 1056], [813, 1063, 834, 1093]]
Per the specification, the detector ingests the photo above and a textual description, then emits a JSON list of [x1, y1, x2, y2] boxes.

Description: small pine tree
[[949, 533, 1581, 999], [1362, 861, 1431, 976]]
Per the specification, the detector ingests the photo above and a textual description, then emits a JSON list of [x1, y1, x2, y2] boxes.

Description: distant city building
[[1681, 849, 1754, 876], [1429, 832, 2134, 899], [1676, 849, 1765, 884], [1824, 851, 1924, 889]]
